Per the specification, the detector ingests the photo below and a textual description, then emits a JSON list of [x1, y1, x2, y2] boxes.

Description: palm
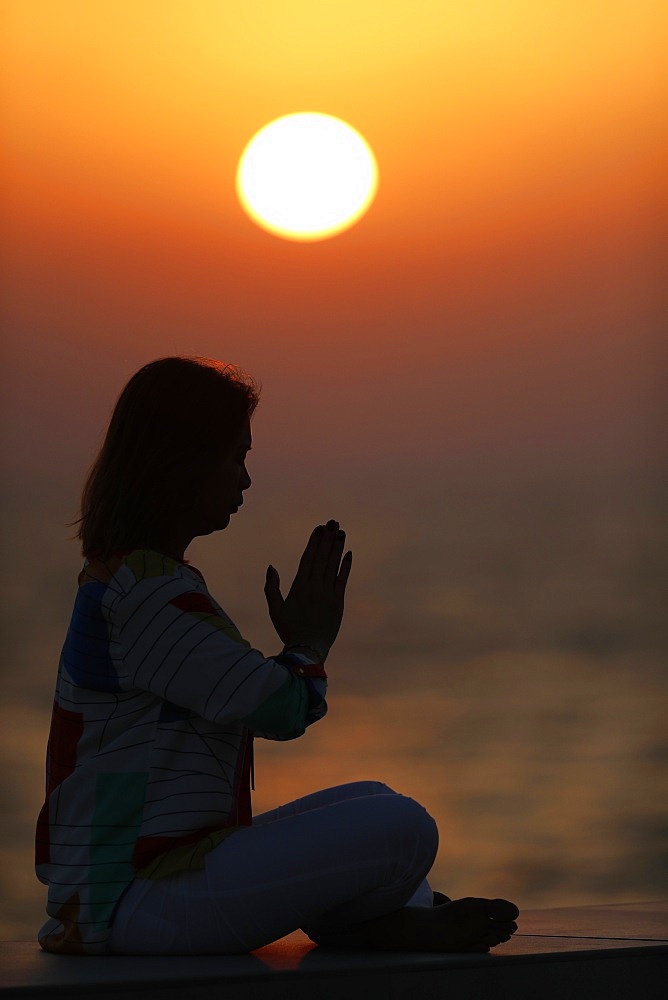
[[264, 521, 352, 650]]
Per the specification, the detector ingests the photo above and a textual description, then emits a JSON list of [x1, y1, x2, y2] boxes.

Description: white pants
[[109, 781, 439, 954]]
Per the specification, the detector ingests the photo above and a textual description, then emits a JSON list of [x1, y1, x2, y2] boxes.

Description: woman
[[35, 355, 519, 956]]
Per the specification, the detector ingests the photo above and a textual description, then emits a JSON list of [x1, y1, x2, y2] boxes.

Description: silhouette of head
[[72, 355, 260, 560]]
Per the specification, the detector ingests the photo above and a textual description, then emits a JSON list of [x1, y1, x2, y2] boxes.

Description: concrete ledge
[[1, 902, 666, 1000]]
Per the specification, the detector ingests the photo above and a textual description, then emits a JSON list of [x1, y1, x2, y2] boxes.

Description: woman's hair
[[69, 356, 260, 560]]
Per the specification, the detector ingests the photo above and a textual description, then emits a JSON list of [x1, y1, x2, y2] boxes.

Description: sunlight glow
[[236, 113, 378, 242]]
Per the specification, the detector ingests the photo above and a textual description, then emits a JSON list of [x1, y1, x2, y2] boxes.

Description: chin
[[198, 517, 229, 538]]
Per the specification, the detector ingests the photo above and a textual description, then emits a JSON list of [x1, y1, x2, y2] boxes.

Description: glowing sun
[[236, 113, 378, 242]]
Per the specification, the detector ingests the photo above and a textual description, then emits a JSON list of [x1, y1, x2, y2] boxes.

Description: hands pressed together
[[264, 519, 352, 661]]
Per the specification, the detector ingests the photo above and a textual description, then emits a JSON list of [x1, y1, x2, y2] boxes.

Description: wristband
[[283, 642, 328, 663]]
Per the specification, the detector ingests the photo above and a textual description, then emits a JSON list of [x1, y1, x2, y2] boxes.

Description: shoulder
[[82, 548, 203, 588], [81, 549, 209, 619]]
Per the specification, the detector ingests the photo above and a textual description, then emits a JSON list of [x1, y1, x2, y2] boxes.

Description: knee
[[356, 780, 398, 797], [370, 792, 439, 862], [401, 794, 439, 857]]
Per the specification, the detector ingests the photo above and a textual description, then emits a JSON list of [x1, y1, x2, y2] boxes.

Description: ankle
[[357, 906, 426, 951]]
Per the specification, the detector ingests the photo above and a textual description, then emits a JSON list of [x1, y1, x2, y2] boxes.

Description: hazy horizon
[[2, 0, 666, 941], [2, 454, 667, 938]]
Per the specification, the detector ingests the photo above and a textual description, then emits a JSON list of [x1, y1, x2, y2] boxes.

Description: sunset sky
[[1, 0, 666, 937], [3, 0, 665, 482]]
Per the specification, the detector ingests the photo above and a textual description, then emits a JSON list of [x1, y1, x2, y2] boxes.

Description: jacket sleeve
[[242, 651, 328, 740], [106, 571, 304, 726]]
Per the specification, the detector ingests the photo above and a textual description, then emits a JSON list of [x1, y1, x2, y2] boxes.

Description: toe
[[491, 919, 518, 935], [485, 898, 520, 920], [492, 929, 512, 942], [481, 927, 512, 946]]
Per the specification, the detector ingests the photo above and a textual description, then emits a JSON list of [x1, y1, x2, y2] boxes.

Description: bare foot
[[356, 896, 520, 953]]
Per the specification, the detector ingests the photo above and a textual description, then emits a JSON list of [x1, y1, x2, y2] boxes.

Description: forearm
[[242, 650, 328, 739]]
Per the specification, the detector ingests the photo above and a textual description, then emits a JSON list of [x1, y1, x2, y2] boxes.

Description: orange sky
[[1, 4, 667, 932], [2, 0, 666, 478]]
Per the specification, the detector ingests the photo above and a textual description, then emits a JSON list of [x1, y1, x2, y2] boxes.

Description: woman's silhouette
[[35, 356, 519, 955]]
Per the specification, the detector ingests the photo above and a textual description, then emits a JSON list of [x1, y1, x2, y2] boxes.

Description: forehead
[[234, 418, 252, 449]]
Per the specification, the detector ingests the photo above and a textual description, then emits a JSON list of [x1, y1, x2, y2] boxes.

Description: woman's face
[[187, 417, 253, 538]]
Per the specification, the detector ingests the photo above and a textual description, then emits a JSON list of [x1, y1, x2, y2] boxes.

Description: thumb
[[264, 565, 283, 618]]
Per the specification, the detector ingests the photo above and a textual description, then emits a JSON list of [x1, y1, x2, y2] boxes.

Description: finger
[[309, 520, 339, 581], [294, 525, 325, 583], [324, 528, 346, 581], [334, 550, 353, 598], [263, 566, 284, 619]]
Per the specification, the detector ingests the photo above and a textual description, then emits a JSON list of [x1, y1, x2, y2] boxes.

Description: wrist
[[283, 641, 330, 663]]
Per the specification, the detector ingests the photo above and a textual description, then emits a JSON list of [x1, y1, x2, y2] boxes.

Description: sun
[[236, 113, 378, 242]]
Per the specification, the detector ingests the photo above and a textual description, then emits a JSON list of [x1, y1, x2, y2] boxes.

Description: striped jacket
[[35, 548, 327, 954]]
